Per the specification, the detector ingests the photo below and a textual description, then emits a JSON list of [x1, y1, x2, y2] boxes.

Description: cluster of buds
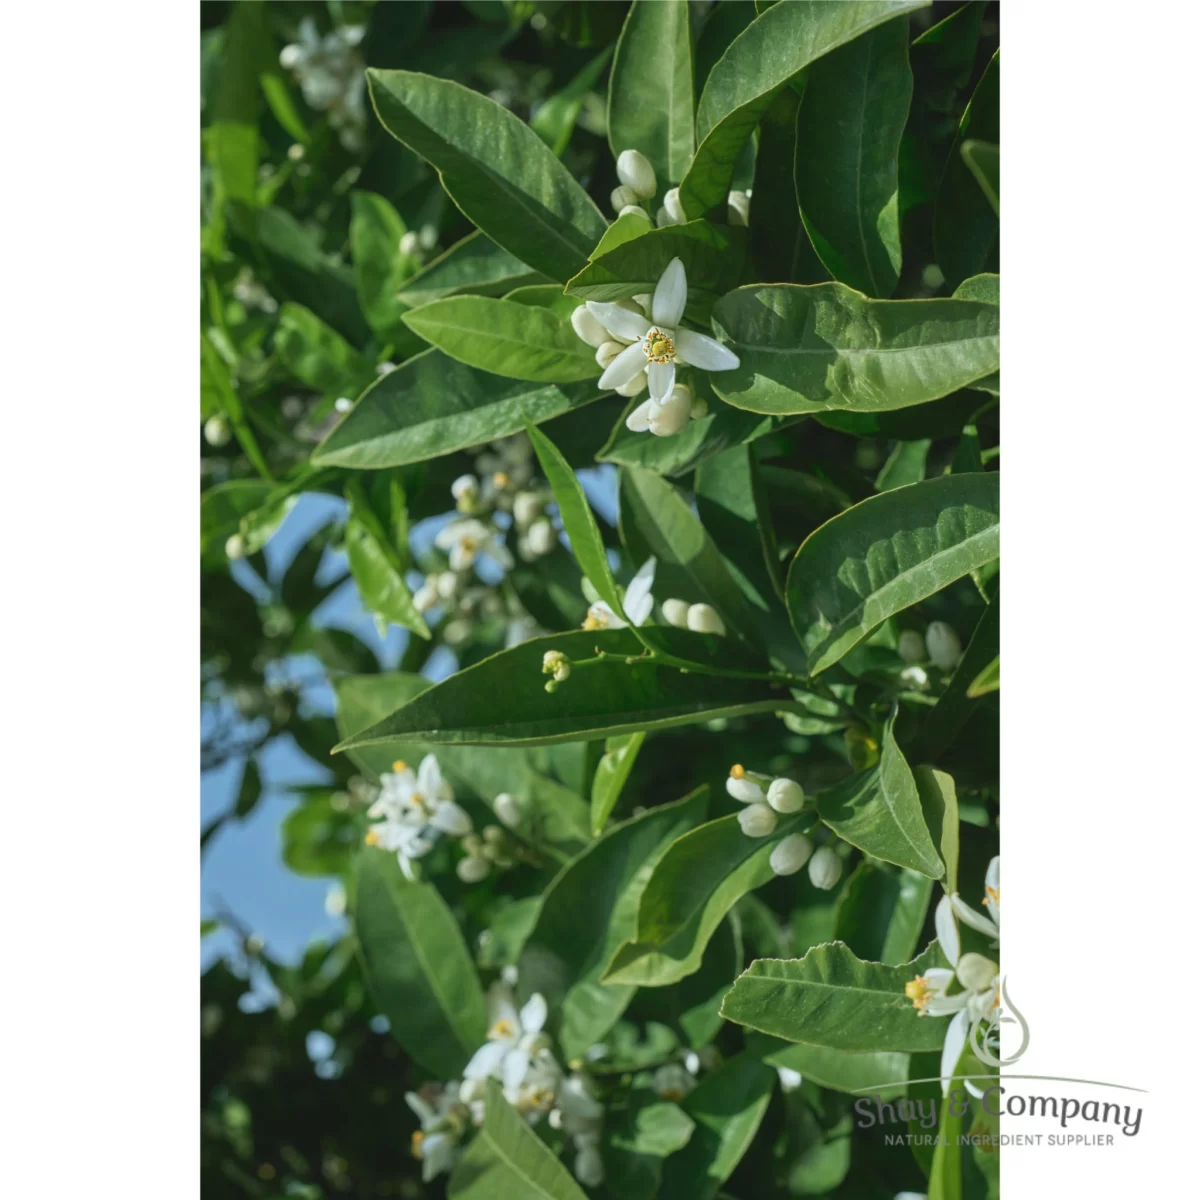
[[625, 380, 708, 437], [231, 266, 278, 314], [278, 19, 368, 151], [662, 598, 726, 636], [542, 650, 571, 692], [457, 824, 521, 883], [609, 149, 658, 224], [655, 184, 750, 229], [399, 224, 439, 262], [897, 621, 963, 676]]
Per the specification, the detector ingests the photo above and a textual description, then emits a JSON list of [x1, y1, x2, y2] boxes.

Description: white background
[[3, 0, 1197, 1195]]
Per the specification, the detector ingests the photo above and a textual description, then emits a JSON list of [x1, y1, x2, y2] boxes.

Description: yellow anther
[[489, 1018, 516, 1040], [493, 472, 511, 488], [411, 1130, 425, 1159], [642, 327, 675, 364], [730, 764, 746, 779], [365, 827, 380, 847], [984, 886, 1000, 908], [461, 536, 479, 553], [392, 760, 407, 773], [905, 976, 933, 1012], [582, 613, 605, 632]]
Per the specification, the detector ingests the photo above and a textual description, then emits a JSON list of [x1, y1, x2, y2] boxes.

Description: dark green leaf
[[397, 231, 545, 307], [590, 731, 645, 834]]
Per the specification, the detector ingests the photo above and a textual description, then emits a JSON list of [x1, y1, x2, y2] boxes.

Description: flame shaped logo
[[972, 976, 1031, 1068]]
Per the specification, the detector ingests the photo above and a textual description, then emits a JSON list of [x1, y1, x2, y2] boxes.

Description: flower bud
[[686, 603, 726, 635], [225, 533, 246, 560], [956, 952, 999, 993], [334, 396, 353, 413], [399, 230, 421, 257], [493, 792, 522, 828], [689, 393, 709, 420], [616, 148, 657, 198], [769, 833, 814, 876], [444, 618, 471, 646], [526, 518, 556, 557], [726, 763, 766, 803], [625, 398, 656, 431], [571, 304, 611, 349], [662, 186, 687, 225], [619, 204, 652, 222], [513, 491, 542, 529], [900, 665, 929, 690], [456, 855, 490, 883], [653, 1063, 695, 1101], [727, 190, 751, 226], [925, 622, 962, 670], [897, 629, 925, 663], [204, 415, 232, 447], [451, 474, 480, 512], [616, 369, 648, 398], [611, 184, 640, 212], [413, 584, 438, 613], [542, 650, 570, 682], [595, 340, 625, 369], [767, 777, 805, 814], [436, 572, 459, 600], [649, 388, 691, 437], [808, 845, 843, 890], [662, 598, 690, 628], [777, 1066, 804, 1092], [737, 802, 778, 838]]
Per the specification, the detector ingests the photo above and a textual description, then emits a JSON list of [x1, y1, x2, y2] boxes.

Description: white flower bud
[[808, 846, 843, 890], [737, 802, 778, 838], [456, 855, 490, 883], [444, 618, 471, 646], [619, 204, 652, 222], [897, 629, 925, 663], [334, 396, 353, 413], [686, 603, 726, 635], [616, 148, 657, 198], [493, 792, 523, 828], [399, 230, 421, 257], [571, 304, 611, 349], [611, 184, 640, 212], [413, 584, 438, 613], [653, 1063, 695, 1100], [649, 387, 691, 437], [203, 415, 232, 447], [625, 398, 656, 431], [616, 369, 648, 398], [575, 1142, 605, 1188], [925, 621, 962, 671], [526, 518, 556, 556], [689, 393, 709, 420], [900, 665, 929, 690], [513, 491, 542, 529], [279, 44, 303, 69], [595, 340, 625, 369], [287, 142, 306, 161], [769, 833, 814, 876], [956, 952, 999, 993], [435, 572, 460, 600], [777, 1066, 804, 1092], [727, 189, 751, 226], [663, 187, 687, 225], [542, 650, 570, 682], [418, 223, 438, 251], [655, 205, 670, 228], [726, 764, 766, 803], [451, 474, 479, 507], [767, 778, 805, 814], [662, 598, 690, 628], [225, 533, 246, 560]]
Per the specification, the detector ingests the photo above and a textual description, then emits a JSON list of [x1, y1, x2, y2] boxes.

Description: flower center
[[364, 827, 380, 847], [984, 885, 1000, 908], [493, 472, 510, 488], [659, 1087, 685, 1102], [489, 1018, 516, 1040], [643, 328, 675, 364], [392, 760, 407, 773], [411, 1130, 424, 1159], [582, 607, 609, 632], [461, 536, 479, 554], [905, 975, 933, 1012], [729, 764, 746, 780]]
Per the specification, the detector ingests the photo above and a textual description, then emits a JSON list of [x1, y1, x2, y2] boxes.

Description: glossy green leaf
[[609, 0, 695, 186], [448, 1079, 588, 1200], [208, 0, 267, 207], [525, 419, 625, 618], [353, 849, 487, 1079], [367, 69, 608, 281], [962, 139, 999, 214], [719, 940, 948, 1052], [818, 717, 943, 878], [335, 628, 794, 750], [396, 230, 545, 307], [954, 272, 998, 305], [785, 472, 1000, 673], [835, 862, 934, 964], [402, 296, 600, 382], [349, 191, 413, 341], [519, 787, 707, 1059], [312, 350, 599, 469], [276, 303, 372, 395], [968, 655, 999, 698], [532, 46, 613, 157], [504, 284, 586, 321], [709, 283, 1000, 416], [913, 765, 960, 896], [658, 1054, 775, 1199], [612, 1095, 695, 1157], [200, 480, 273, 563], [751, 1034, 909, 1098], [590, 731, 645, 834], [680, 0, 928, 217], [876, 438, 931, 491], [793, 16, 912, 296]]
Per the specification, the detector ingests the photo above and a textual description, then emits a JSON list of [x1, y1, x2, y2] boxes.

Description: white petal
[[398, 852, 417, 881], [625, 398, 657, 432], [940, 1009, 970, 1095], [422, 1132, 455, 1180], [649, 385, 690, 435], [950, 893, 1000, 939], [647, 360, 676, 403], [417, 754, 443, 797], [935, 894, 960, 966], [674, 328, 740, 372], [726, 776, 765, 804], [615, 368, 648, 397], [652, 257, 687, 328], [405, 1091, 436, 1125], [430, 801, 473, 837], [623, 557, 657, 623], [570, 305, 611, 349], [598, 340, 649, 390], [488, 983, 519, 1028], [464, 1038, 510, 1081], [519, 992, 548, 1035], [585, 301, 650, 343], [502, 1046, 531, 1093], [924, 993, 969, 1017]]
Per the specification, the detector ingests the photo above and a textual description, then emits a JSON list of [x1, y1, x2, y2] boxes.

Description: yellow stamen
[[730, 764, 746, 780], [365, 827, 380, 846], [493, 472, 510, 488], [582, 613, 606, 632], [392, 760, 407, 773], [984, 885, 1000, 908], [642, 328, 676, 364], [411, 1130, 424, 1159], [489, 1018, 516, 1040], [461, 536, 479, 553], [660, 1087, 684, 1102], [905, 975, 933, 1012]]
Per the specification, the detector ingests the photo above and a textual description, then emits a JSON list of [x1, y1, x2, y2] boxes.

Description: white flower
[[365, 756, 472, 881], [726, 763, 769, 804], [662, 598, 690, 628], [770, 833, 814, 877], [204, 415, 232, 447], [493, 792, 523, 828], [570, 305, 610, 349], [451, 473, 481, 512], [278, 19, 367, 151], [616, 148, 657, 198], [727, 189, 751, 226], [776, 1066, 804, 1092], [581, 258, 740, 406], [653, 1063, 696, 1101], [627, 382, 693, 437], [512, 491, 543, 529], [573, 1133, 605, 1188], [525, 518, 556, 557], [898, 629, 925, 663], [767, 778, 805, 814], [464, 986, 560, 1121], [900, 665, 929, 690], [583, 556, 656, 630], [225, 534, 245, 560], [334, 396, 353, 413], [808, 845, 843, 890], [925, 621, 962, 670], [686, 603, 726, 635], [405, 1083, 469, 1181], [435, 518, 513, 573], [737, 802, 778, 838]]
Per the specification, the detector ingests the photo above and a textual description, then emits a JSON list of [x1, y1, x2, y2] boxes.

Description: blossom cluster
[[278, 18, 368, 151]]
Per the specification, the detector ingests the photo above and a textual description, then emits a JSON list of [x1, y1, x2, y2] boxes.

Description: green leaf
[[334, 628, 793, 750], [282, 789, 361, 877], [603, 811, 810, 987], [961, 139, 999, 214], [913, 765, 960, 896], [343, 483, 430, 639], [518, 787, 707, 1059], [835, 862, 934, 964], [367, 69, 608, 281], [525, 420, 626, 618], [793, 15, 912, 296], [200, 334, 272, 481], [609, 0, 695, 185], [709, 283, 1000, 415], [564, 221, 747, 310], [612, 1095, 696, 1157], [532, 46, 613, 157], [720, 940, 948, 1052], [353, 849, 487, 1079], [200, 480, 273, 563], [276, 303, 372, 395], [312, 350, 599, 469], [934, 50, 999, 289], [588, 210, 659, 261], [954, 272, 998, 305], [402, 296, 600, 382], [658, 1054, 775, 1200], [350, 191, 412, 341], [968, 655, 999, 698], [208, 0, 268, 207], [750, 1034, 909, 1098], [818, 716, 943, 878], [235, 756, 261, 818], [875, 438, 931, 491], [785, 472, 1000, 673], [397, 230, 545, 307], [448, 1079, 588, 1200], [680, 0, 928, 217], [590, 731, 645, 834]]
